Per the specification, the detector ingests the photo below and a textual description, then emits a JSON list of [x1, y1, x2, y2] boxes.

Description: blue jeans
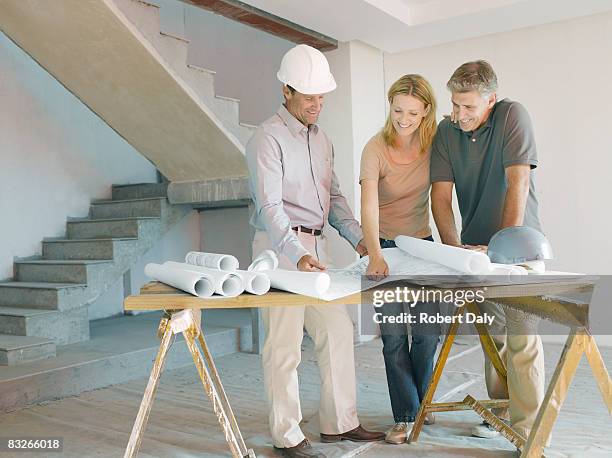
[[378, 236, 440, 423]]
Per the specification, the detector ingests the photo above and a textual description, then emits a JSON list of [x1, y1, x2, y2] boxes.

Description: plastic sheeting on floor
[[0, 337, 610, 457]]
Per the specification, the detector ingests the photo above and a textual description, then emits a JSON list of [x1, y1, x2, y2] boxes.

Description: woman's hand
[[366, 255, 389, 281]]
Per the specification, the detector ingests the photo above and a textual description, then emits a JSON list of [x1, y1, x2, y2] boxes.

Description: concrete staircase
[[110, 0, 257, 146], [0, 183, 190, 366], [0, 0, 249, 183]]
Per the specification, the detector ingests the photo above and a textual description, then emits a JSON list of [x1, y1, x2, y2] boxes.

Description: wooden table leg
[[428, 399, 509, 412], [124, 315, 174, 458], [197, 332, 256, 457], [408, 306, 464, 443], [466, 302, 508, 384], [184, 325, 255, 457], [583, 333, 612, 414], [521, 329, 585, 458]]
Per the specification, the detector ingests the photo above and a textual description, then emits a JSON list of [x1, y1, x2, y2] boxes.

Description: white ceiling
[[240, 0, 612, 53]]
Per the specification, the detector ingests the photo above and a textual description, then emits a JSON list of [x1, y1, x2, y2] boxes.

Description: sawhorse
[[408, 298, 612, 457], [123, 308, 256, 458]]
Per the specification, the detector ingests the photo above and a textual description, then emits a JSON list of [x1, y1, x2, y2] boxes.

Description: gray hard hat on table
[[487, 226, 554, 264]]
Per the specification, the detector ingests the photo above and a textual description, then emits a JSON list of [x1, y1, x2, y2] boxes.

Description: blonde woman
[[359, 74, 440, 444]]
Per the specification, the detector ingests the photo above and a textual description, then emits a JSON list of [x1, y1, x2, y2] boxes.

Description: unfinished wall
[[384, 11, 612, 276], [199, 207, 252, 270], [115, 211, 201, 320], [0, 31, 157, 280], [320, 40, 386, 269], [318, 41, 386, 341], [0, 30, 202, 322], [152, 0, 292, 125]]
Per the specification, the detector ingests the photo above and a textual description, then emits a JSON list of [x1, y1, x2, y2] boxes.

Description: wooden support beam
[[583, 333, 612, 414], [408, 306, 463, 443], [426, 399, 509, 412], [466, 302, 508, 383], [521, 330, 585, 457], [494, 293, 591, 329], [180, 0, 338, 51], [464, 395, 526, 450]]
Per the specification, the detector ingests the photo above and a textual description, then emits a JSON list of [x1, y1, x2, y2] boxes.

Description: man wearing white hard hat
[[246, 44, 384, 457]]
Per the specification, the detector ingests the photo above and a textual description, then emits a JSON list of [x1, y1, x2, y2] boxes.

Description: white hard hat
[[277, 44, 337, 95]]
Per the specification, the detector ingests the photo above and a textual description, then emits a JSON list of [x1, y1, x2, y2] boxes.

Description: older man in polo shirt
[[246, 44, 384, 458], [430, 60, 546, 442]]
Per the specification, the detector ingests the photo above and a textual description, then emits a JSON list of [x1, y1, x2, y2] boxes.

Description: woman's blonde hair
[[381, 74, 437, 154]]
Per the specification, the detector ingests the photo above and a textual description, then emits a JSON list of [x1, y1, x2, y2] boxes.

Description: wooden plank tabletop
[[125, 282, 363, 310], [124, 279, 595, 320]]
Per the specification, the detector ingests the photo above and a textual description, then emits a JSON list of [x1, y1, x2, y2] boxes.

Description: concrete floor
[[0, 335, 610, 457]]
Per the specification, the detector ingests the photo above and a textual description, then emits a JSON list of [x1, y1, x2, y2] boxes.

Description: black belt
[[292, 226, 322, 236]]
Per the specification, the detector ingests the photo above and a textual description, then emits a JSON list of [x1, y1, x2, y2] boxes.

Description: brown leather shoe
[[273, 439, 326, 458], [320, 424, 385, 443]]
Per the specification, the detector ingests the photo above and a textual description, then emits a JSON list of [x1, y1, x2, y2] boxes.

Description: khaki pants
[[478, 301, 546, 440], [252, 231, 359, 448]]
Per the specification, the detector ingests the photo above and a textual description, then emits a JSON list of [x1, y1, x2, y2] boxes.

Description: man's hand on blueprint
[[462, 244, 488, 253], [297, 254, 327, 272]]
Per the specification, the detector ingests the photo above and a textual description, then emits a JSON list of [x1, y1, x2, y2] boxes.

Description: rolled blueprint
[[185, 251, 239, 272], [491, 264, 528, 276], [265, 269, 330, 298], [490, 263, 528, 282], [395, 235, 491, 275], [165, 262, 244, 297], [248, 249, 279, 272], [144, 263, 214, 297], [235, 270, 271, 295]]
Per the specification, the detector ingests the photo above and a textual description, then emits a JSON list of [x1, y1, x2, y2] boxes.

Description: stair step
[[159, 30, 189, 44], [187, 63, 216, 75], [15, 259, 112, 283], [111, 183, 168, 200], [66, 217, 160, 239], [0, 334, 56, 366], [0, 307, 56, 335], [0, 310, 252, 411], [89, 197, 167, 219], [15, 260, 110, 264], [43, 237, 138, 260], [91, 196, 168, 204], [0, 282, 87, 311], [0, 306, 89, 345], [216, 94, 240, 103]]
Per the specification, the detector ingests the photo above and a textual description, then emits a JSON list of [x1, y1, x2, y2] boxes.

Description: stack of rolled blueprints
[[144, 251, 271, 298], [145, 249, 335, 299]]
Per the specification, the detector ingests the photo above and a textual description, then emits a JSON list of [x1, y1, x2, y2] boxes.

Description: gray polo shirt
[[430, 99, 542, 245]]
